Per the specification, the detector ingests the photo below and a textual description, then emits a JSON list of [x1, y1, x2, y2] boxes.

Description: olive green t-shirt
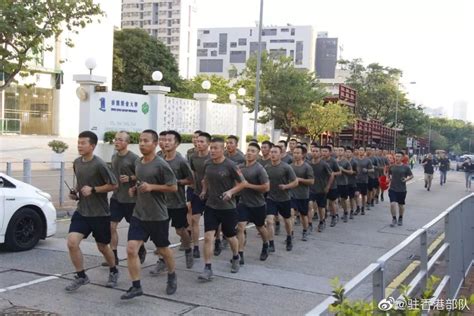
[[325, 157, 340, 189], [189, 152, 210, 195], [389, 164, 413, 192], [239, 162, 269, 207], [111, 151, 139, 203], [164, 154, 193, 209], [73, 155, 117, 217], [290, 162, 314, 199], [225, 150, 246, 165], [204, 158, 244, 210], [309, 160, 332, 194], [133, 156, 177, 221], [336, 159, 351, 186], [265, 161, 297, 202]]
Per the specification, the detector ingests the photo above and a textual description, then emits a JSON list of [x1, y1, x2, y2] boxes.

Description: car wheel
[[5, 208, 43, 251]]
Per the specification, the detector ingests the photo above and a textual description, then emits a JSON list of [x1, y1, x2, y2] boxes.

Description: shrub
[[48, 140, 69, 154], [246, 134, 271, 143]]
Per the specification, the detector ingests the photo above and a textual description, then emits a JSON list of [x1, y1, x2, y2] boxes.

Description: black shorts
[[327, 188, 339, 201], [290, 198, 309, 215], [186, 187, 194, 202], [168, 208, 188, 229], [388, 190, 407, 205], [69, 211, 111, 244], [237, 204, 266, 227], [128, 216, 170, 248], [347, 185, 356, 199], [190, 193, 206, 215], [266, 199, 291, 219], [368, 178, 379, 190], [337, 185, 349, 199], [110, 198, 135, 223], [204, 207, 238, 237], [356, 183, 368, 195], [310, 193, 327, 209]]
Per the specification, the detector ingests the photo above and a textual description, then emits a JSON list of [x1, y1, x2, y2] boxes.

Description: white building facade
[[121, 0, 197, 79], [196, 25, 316, 78], [452, 101, 468, 121]]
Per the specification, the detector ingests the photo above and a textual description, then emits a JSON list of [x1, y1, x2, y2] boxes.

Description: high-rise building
[[452, 101, 468, 121], [196, 25, 316, 78], [121, 0, 197, 79], [315, 33, 338, 79]]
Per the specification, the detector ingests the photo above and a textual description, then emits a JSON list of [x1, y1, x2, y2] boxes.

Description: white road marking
[[0, 275, 60, 293]]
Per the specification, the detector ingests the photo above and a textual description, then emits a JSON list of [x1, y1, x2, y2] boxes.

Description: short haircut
[[278, 140, 287, 148], [295, 145, 307, 155], [165, 130, 181, 144], [142, 129, 158, 142], [198, 132, 212, 142], [117, 130, 131, 143], [159, 131, 167, 137], [249, 138, 259, 143], [262, 140, 273, 147], [271, 144, 282, 152], [290, 138, 298, 142], [302, 142, 308, 147], [227, 135, 239, 143], [248, 142, 261, 151], [78, 131, 98, 145], [194, 130, 202, 134], [321, 145, 332, 151], [396, 151, 404, 155], [345, 146, 353, 152], [310, 142, 319, 147], [211, 137, 225, 144]]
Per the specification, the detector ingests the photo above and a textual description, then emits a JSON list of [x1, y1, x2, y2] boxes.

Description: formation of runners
[[64, 129, 414, 299]]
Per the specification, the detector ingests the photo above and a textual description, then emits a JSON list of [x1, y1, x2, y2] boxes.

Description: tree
[[0, 0, 104, 91], [428, 117, 474, 153], [237, 51, 327, 139], [170, 74, 234, 103], [113, 29, 181, 94], [300, 102, 355, 142]]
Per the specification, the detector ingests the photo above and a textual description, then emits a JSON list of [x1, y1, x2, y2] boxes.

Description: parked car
[[456, 154, 474, 171], [0, 173, 56, 251]]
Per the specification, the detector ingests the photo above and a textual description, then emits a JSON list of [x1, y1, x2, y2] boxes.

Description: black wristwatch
[[91, 186, 96, 194]]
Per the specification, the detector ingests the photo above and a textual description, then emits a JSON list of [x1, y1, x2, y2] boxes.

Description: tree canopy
[[170, 74, 235, 103], [113, 28, 181, 94], [237, 51, 327, 139], [0, 0, 103, 91]]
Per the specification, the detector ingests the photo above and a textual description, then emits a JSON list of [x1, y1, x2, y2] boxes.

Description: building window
[[230, 42, 237, 48], [167, 38, 171, 45], [168, 20, 172, 27], [197, 49, 208, 57], [203, 30, 210, 34], [229, 50, 246, 63], [168, 11, 172, 18], [291, 28, 295, 35], [295, 41, 303, 65], [167, 29, 171, 35], [249, 41, 267, 55], [199, 59, 224, 73], [270, 39, 295, 43], [203, 42, 217, 48], [281, 28, 289, 32], [269, 49, 286, 59], [211, 50, 217, 56], [262, 28, 277, 36], [290, 49, 294, 60], [238, 38, 247, 46], [197, 39, 201, 46], [219, 33, 227, 54]]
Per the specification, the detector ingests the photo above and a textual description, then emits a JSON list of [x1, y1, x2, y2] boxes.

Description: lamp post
[[253, 0, 264, 138], [201, 80, 211, 91], [85, 58, 96, 75], [393, 81, 416, 150]]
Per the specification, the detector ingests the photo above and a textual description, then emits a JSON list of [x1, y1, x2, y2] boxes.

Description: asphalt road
[[0, 167, 471, 316]]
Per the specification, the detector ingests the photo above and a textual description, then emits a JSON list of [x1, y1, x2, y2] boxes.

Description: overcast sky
[[194, 0, 474, 121]]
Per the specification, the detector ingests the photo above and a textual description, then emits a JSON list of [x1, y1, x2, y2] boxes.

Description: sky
[[193, 0, 474, 121]]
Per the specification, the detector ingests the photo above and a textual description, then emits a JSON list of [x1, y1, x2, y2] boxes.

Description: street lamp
[[85, 58, 97, 75], [238, 87, 246, 97], [394, 81, 416, 150], [229, 93, 237, 102], [152, 70, 163, 82], [253, 0, 264, 138], [201, 80, 211, 90]]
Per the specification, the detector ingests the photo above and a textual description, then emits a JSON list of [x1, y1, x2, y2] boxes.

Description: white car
[[0, 173, 57, 251]]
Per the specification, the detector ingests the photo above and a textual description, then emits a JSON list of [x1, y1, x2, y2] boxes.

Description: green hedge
[[103, 131, 251, 144], [246, 134, 270, 143]]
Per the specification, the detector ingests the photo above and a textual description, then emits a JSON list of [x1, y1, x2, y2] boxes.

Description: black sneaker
[[198, 267, 213, 281], [335, 214, 339, 223], [318, 222, 324, 232], [185, 251, 194, 269], [390, 218, 397, 227], [330, 216, 337, 227], [65, 275, 90, 292], [166, 273, 177, 295], [231, 257, 240, 273], [260, 247, 269, 261], [193, 247, 200, 258], [349, 211, 354, 220], [285, 239, 293, 251], [268, 243, 275, 253], [370, 202, 375, 207], [121, 286, 143, 300], [354, 208, 360, 215], [138, 245, 147, 264], [361, 209, 366, 215], [105, 271, 119, 288], [398, 218, 403, 226], [381, 195, 384, 201], [214, 240, 222, 256], [342, 213, 348, 223], [302, 231, 308, 241]]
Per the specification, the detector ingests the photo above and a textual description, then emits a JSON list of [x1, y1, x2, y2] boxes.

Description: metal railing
[[307, 194, 474, 315], [3, 159, 76, 209]]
